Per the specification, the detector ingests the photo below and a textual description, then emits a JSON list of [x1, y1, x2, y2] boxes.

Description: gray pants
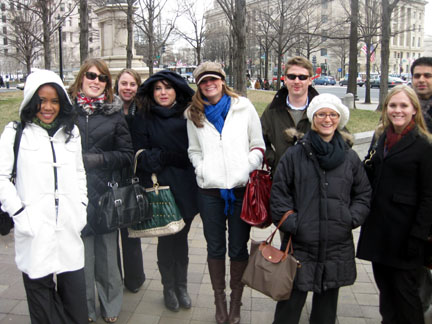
[[83, 231, 123, 321]]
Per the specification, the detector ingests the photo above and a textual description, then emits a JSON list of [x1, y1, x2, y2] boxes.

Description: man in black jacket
[[261, 56, 318, 174]]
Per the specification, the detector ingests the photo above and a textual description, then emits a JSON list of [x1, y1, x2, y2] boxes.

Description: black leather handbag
[[93, 151, 152, 234]]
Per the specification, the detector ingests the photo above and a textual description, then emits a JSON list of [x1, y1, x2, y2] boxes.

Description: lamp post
[[57, 15, 64, 81]]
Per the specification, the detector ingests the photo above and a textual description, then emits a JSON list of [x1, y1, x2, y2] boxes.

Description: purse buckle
[[114, 199, 122, 207]]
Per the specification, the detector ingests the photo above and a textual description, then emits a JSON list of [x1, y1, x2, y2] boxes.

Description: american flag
[[361, 44, 375, 62]]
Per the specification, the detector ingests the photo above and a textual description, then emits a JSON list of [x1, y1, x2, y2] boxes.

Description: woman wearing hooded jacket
[[187, 62, 265, 324], [0, 70, 88, 323], [270, 93, 371, 324], [68, 58, 133, 323], [357, 85, 432, 324], [131, 70, 198, 312]]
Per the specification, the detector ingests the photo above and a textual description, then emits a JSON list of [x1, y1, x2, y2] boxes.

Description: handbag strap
[[134, 148, 160, 193], [250, 147, 270, 171], [134, 149, 144, 176], [266, 210, 295, 256], [11, 122, 23, 182]]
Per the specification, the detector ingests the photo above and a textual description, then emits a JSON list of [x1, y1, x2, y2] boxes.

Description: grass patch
[[0, 88, 379, 134]]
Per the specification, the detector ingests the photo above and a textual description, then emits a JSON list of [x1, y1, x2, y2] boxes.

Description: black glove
[[160, 151, 189, 169], [83, 153, 104, 169], [405, 236, 423, 260]]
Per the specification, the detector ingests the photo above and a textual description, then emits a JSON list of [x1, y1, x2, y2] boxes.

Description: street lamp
[[57, 15, 64, 81]]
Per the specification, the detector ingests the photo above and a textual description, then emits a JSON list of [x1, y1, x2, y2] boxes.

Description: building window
[[3, 37, 7, 45], [321, 0, 328, 9], [2, 15, 5, 23], [418, 37, 421, 47], [62, 32, 66, 42], [68, 3, 72, 11], [1, 3, 5, 11], [69, 17, 72, 26], [60, 2, 65, 11], [17, 2, 20, 10], [412, 36, 415, 47], [70, 32, 72, 42], [321, 15, 328, 23], [320, 48, 327, 56], [9, 1, 14, 10], [89, 36, 93, 43], [2, 26, 6, 34]]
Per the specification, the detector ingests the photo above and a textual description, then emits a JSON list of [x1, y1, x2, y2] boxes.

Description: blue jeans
[[198, 190, 251, 261]]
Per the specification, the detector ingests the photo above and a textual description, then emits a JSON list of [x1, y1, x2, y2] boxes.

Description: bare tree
[[378, 0, 401, 110], [134, 0, 178, 75], [327, 29, 350, 79], [347, 0, 359, 100], [1, 5, 42, 75], [176, 0, 208, 65], [79, 0, 89, 64], [215, 0, 247, 96]]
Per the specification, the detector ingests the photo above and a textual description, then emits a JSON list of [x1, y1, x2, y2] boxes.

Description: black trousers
[[22, 268, 87, 324], [273, 288, 339, 324], [372, 262, 424, 324], [119, 227, 145, 291]]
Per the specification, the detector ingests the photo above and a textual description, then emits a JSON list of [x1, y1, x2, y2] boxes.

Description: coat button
[[325, 182, 328, 186]]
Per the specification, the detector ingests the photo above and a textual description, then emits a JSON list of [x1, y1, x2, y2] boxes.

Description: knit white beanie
[[307, 93, 350, 129], [19, 69, 71, 114]]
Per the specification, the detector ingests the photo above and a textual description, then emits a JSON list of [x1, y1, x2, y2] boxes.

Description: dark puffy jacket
[[75, 96, 134, 235], [261, 85, 319, 172], [270, 131, 371, 293], [357, 127, 432, 269]]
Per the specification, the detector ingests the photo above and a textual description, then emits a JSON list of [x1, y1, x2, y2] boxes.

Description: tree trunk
[[126, 0, 134, 68], [233, 0, 247, 96], [41, 2, 51, 70], [79, 0, 89, 64], [365, 40, 371, 104], [347, 0, 358, 102]]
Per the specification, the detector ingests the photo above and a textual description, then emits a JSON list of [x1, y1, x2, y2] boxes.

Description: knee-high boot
[[157, 262, 179, 312], [228, 260, 248, 324], [175, 258, 192, 309], [208, 258, 229, 324]]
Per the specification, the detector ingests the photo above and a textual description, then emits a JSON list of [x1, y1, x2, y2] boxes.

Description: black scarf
[[309, 130, 346, 170]]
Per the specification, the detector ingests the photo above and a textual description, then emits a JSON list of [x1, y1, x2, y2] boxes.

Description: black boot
[[208, 258, 229, 324], [175, 259, 192, 309], [157, 262, 179, 312], [228, 260, 248, 324]]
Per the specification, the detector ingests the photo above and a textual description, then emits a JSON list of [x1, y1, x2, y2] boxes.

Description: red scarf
[[77, 92, 107, 113], [385, 119, 416, 153]]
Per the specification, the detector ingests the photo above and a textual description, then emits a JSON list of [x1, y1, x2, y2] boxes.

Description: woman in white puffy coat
[[187, 62, 265, 324], [0, 70, 88, 324]]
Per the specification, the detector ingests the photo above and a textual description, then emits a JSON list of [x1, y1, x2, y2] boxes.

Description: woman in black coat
[[357, 85, 432, 324], [131, 70, 198, 312], [270, 93, 371, 324], [68, 58, 133, 323]]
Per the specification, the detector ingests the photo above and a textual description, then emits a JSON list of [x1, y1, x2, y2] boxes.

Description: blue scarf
[[204, 94, 235, 215]]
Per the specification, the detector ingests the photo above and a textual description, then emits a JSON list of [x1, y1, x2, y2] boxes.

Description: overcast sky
[[425, 1, 432, 36]]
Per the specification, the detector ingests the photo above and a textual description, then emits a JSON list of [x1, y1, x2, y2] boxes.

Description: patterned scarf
[[384, 119, 416, 155], [32, 117, 59, 130], [76, 92, 107, 114]]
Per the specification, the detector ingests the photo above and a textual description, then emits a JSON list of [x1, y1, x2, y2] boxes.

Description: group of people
[[0, 54, 432, 324]]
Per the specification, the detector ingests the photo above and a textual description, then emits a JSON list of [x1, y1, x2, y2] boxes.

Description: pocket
[[13, 209, 34, 237]]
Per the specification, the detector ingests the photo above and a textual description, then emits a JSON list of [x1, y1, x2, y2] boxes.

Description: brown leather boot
[[207, 258, 229, 324], [228, 260, 248, 324]]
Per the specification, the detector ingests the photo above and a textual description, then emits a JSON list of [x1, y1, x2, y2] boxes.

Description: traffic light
[[312, 55, 317, 65], [162, 45, 166, 53]]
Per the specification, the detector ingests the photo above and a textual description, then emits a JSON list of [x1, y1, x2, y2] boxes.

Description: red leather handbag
[[240, 147, 272, 228]]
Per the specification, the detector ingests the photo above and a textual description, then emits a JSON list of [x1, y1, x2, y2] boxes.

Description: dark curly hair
[[20, 83, 77, 142]]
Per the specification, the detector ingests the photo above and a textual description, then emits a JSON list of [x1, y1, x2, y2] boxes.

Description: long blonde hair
[[188, 82, 239, 127], [376, 85, 432, 141]]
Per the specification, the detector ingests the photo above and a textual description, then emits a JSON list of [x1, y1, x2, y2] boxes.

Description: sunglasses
[[85, 71, 109, 83], [286, 74, 309, 81]]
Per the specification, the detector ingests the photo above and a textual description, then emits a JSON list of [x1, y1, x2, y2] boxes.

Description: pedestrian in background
[[187, 61, 265, 324], [0, 75, 4, 88], [5, 74, 10, 89], [114, 68, 146, 294], [132, 70, 198, 312], [0, 69, 88, 324], [270, 93, 371, 324], [68, 58, 133, 323], [357, 85, 432, 324]]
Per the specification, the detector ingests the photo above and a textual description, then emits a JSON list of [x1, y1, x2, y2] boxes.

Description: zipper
[[50, 138, 59, 223], [85, 115, 89, 152]]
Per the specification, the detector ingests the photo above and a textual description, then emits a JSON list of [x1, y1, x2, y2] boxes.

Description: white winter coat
[[187, 96, 265, 189], [0, 122, 87, 279]]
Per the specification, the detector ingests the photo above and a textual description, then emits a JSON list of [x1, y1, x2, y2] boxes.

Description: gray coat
[[270, 131, 371, 293]]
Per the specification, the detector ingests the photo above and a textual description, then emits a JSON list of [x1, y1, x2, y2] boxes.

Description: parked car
[[313, 76, 336, 85], [339, 77, 364, 87], [370, 76, 405, 88]]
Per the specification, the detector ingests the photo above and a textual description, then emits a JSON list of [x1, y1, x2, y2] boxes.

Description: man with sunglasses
[[411, 56, 432, 316], [261, 56, 319, 173]]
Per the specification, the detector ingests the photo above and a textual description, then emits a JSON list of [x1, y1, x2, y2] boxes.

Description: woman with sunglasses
[[0, 70, 88, 324], [270, 93, 371, 324], [68, 58, 133, 323], [187, 62, 265, 324], [357, 86, 432, 324]]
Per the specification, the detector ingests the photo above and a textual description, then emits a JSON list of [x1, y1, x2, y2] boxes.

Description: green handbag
[[128, 170, 185, 238]]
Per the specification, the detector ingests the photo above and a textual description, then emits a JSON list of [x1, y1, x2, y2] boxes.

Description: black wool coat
[[75, 96, 134, 236], [357, 127, 432, 269], [270, 131, 371, 293], [130, 104, 199, 220]]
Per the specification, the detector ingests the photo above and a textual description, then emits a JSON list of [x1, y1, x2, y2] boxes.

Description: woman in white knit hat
[[0, 69, 88, 323], [270, 93, 371, 324]]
